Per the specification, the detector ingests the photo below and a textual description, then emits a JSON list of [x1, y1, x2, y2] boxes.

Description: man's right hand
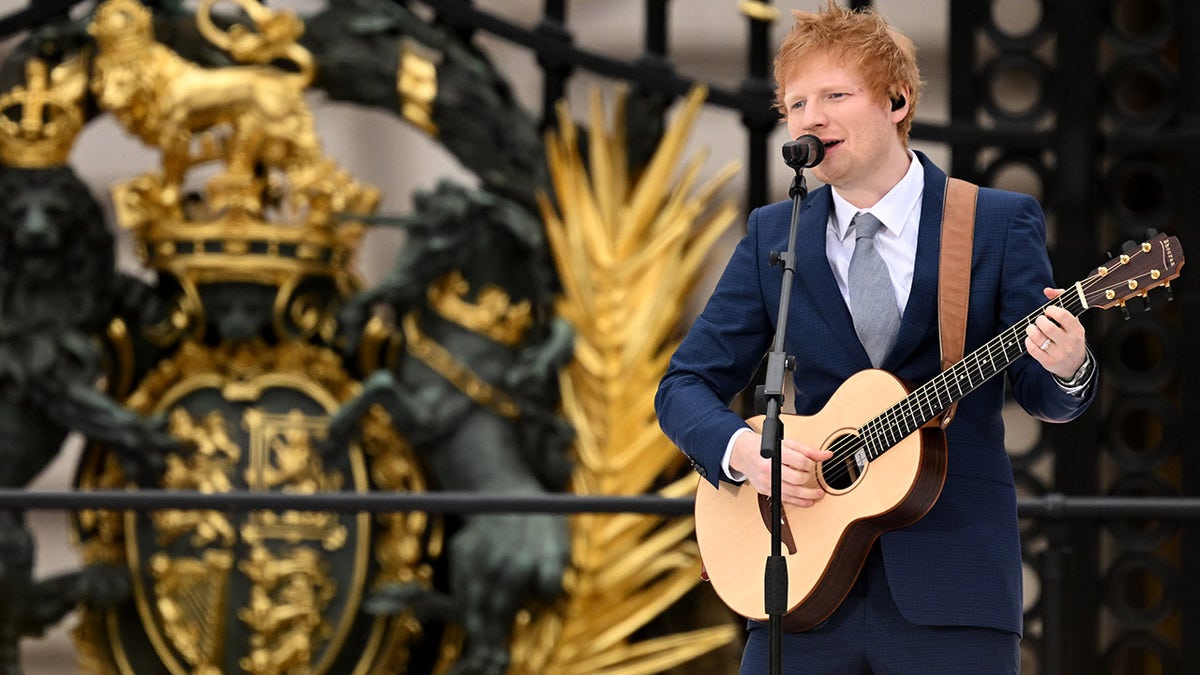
[[729, 430, 832, 507]]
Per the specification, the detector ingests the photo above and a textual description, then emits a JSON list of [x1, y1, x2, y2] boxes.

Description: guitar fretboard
[[859, 286, 1088, 459]]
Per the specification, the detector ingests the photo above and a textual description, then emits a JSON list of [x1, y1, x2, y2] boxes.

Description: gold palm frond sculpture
[[509, 85, 742, 674]]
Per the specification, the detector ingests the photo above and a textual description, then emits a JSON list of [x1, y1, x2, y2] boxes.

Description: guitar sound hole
[[819, 433, 865, 491]]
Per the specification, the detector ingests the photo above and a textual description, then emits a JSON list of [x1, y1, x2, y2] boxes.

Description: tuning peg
[[1120, 303, 1131, 320], [1142, 293, 1151, 311], [1166, 283, 1174, 302], [1145, 228, 1159, 239], [1121, 240, 1140, 254]]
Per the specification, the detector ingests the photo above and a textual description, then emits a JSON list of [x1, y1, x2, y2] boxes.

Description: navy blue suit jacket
[[656, 152, 1094, 635]]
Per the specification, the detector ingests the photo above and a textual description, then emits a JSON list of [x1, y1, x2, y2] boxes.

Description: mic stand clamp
[[761, 167, 809, 675]]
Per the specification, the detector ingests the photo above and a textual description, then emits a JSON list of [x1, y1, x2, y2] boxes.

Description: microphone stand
[[760, 162, 810, 675]]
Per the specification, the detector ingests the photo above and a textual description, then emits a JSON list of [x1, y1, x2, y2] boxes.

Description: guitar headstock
[[1080, 232, 1185, 311]]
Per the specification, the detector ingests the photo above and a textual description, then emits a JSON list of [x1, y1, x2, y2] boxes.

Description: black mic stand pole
[[760, 162, 811, 675]]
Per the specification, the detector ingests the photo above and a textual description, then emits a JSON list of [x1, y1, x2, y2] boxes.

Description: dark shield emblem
[[73, 340, 434, 674]]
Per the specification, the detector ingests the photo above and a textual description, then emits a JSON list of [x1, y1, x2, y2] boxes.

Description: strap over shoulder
[[937, 177, 978, 428]]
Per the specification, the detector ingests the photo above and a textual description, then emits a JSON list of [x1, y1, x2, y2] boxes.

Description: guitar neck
[[859, 284, 1089, 459], [855, 230, 1184, 459]]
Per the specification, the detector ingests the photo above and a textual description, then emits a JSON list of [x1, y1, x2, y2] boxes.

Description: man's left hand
[[1024, 287, 1088, 380]]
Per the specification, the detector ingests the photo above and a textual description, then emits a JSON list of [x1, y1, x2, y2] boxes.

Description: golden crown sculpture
[[0, 58, 87, 168], [89, 0, 378, 292]]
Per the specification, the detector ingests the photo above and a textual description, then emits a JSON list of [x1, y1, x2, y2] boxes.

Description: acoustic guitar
[[694, 231, 1185, 631]]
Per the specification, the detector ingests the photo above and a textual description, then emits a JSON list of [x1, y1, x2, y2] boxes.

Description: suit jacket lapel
[[882, 153, 947, 370], [792, 189, 870, 364]]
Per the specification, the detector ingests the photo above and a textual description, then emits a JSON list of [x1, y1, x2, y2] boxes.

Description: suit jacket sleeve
[[655, 206, 776, 486], [991, 191, 1097, 420]]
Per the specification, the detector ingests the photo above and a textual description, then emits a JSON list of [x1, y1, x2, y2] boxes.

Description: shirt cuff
[[721, 427, 750, 482]]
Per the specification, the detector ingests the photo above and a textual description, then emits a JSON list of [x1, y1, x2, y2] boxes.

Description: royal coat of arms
[[67, 1, 436, 672], [0, 0, 742, 672]]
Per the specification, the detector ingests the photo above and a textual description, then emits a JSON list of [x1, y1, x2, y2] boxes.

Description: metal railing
[[8, 487, 1193, 675], [6, 488, 1200, 519], [8, 486, 1200, 675]]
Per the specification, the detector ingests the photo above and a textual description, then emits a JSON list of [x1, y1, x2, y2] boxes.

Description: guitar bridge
[[756, 495, 797, 555]]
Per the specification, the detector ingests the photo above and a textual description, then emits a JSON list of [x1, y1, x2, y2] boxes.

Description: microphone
[[782, 134, 825, 169]]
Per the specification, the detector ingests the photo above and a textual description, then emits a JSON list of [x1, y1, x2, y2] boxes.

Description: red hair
[[773, 1, 923, 143]]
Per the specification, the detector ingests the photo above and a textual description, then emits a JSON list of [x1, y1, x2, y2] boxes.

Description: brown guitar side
[[693, 368, 948, 631]]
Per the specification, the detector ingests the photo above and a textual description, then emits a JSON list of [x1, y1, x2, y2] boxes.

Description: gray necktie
[[848, 212, 900, 367]]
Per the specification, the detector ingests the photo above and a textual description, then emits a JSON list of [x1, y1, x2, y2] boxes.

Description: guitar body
[[693, 368, 948, 631]]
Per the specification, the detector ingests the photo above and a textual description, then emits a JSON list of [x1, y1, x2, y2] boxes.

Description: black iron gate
[[0, 1, 1195, 673]]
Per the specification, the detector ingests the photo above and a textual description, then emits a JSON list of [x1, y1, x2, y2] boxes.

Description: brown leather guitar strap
[[937, 177, 977, 428]]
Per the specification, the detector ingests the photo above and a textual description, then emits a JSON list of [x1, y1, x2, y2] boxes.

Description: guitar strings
[[817, 287, 1082, 487], [817, 255, 1147, 488], [817, 277, 1097, 488], [809, 250, 1149, 490]]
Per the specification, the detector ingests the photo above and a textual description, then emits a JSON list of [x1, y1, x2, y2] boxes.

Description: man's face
[[780, 55, 906, 195]]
